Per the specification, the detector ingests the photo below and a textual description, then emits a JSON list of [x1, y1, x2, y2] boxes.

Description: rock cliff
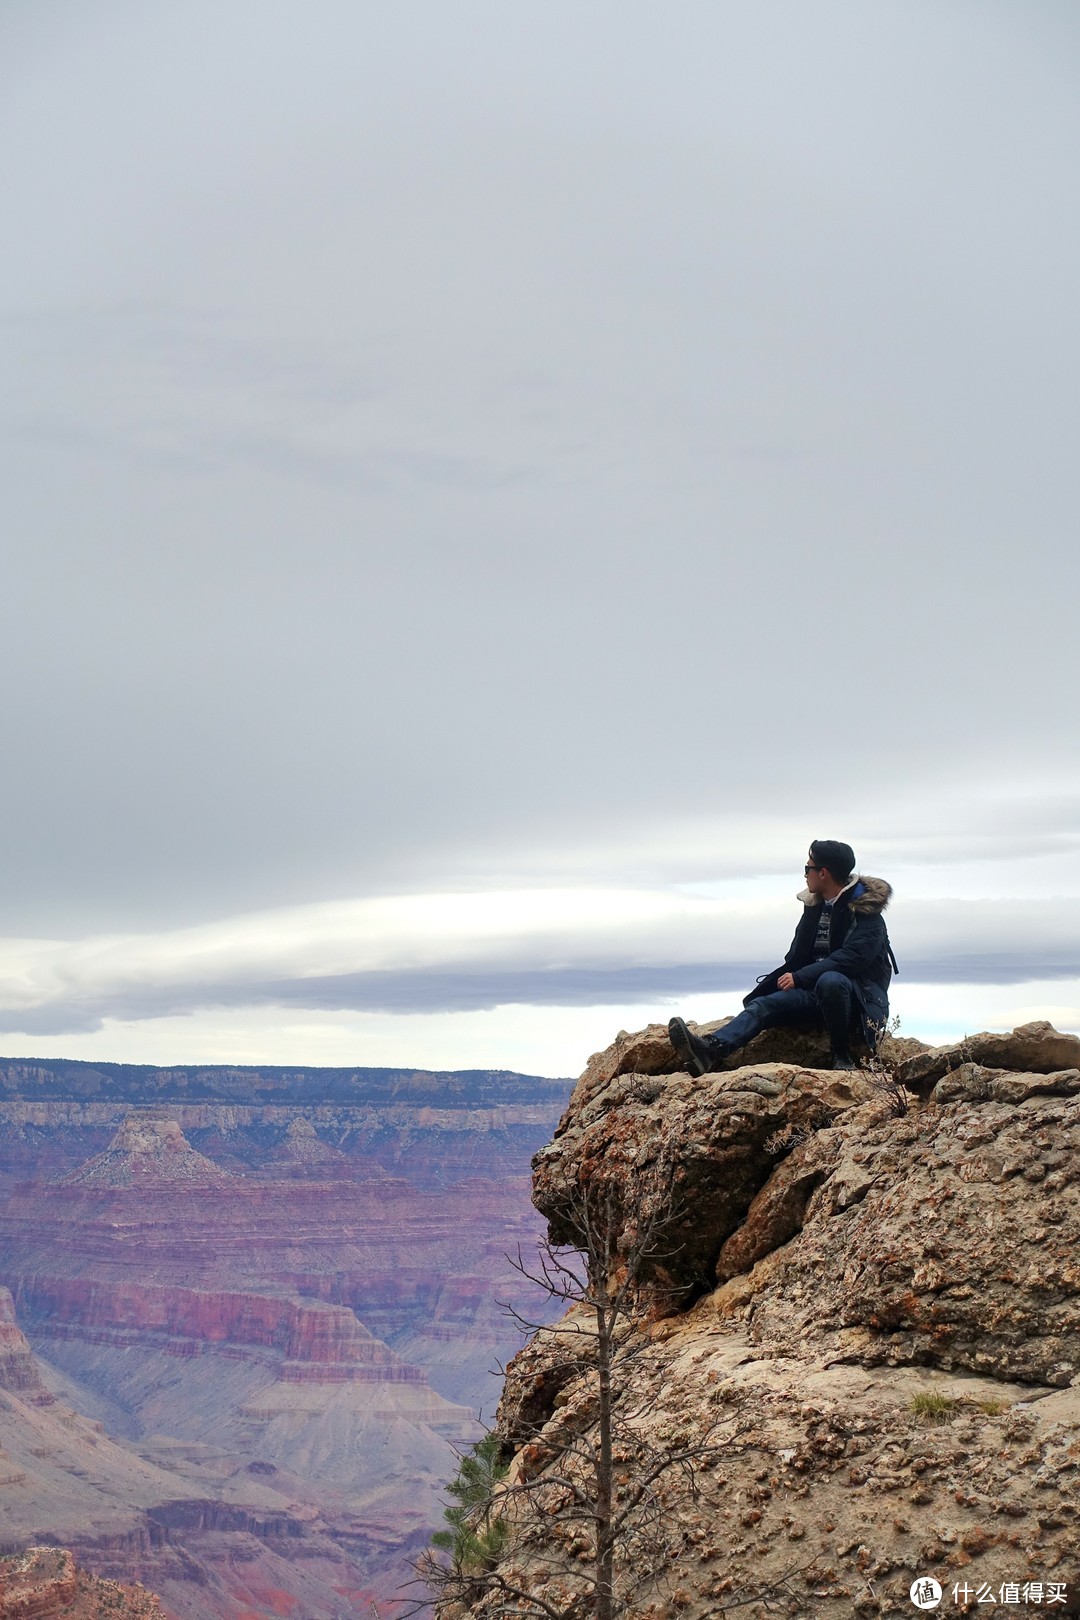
[[0, 1548, 164, 1618], [0, 1290, 52, 1406], [454, 1020, 1080, 1618], [9, 1276, 424, 1381]]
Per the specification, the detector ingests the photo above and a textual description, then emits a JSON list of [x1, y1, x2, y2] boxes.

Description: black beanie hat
[[810, 839, 856, 882]]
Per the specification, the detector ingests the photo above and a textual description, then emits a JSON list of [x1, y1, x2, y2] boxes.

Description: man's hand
[[777, 972, 796, 991]]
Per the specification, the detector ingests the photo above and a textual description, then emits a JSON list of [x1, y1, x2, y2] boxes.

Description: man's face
[[804, 853, 827, 894]]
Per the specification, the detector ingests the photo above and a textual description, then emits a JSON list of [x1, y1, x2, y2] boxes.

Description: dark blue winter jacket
[[744, 875, 895, 1047]]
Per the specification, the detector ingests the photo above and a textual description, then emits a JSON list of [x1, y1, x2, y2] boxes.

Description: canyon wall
[[0, 1547, 165, 1619], [0, 1059, 570, 1618], [0, 1293, 52, 1407]]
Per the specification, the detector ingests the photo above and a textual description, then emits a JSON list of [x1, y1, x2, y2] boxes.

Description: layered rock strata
[[9, 1277, 423, 1383], [267, 1116, 352, 1176], [453, 1020, 1080, 1619], [0, 1292, 52, 1406], [0, 1063, 570, 1619], [0, 1548, 164, 1618], [61, 1116, 231, 1187], [0, 1223, 476, 1618]]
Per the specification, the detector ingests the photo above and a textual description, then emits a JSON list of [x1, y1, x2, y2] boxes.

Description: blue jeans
[[710, 971, 858, 1058]]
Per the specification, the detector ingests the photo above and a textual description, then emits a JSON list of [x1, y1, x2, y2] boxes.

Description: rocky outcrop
[[60, 1116, 232, 1187], [729, 1073, 1080, 1389], [459, 1020, 1080, 1619], [896, 1019, 1080, 1095], [0, 1290, 52, 1405], [265, 1117, 352, 1177], [0, 1548, 164, 1618], [535, 1055, 876, 1311], [564, 1019, 926, 1118]]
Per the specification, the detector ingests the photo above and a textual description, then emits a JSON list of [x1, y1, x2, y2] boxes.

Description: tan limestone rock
[[464, 1019, 1080, 1620], [898, 1019, 1080, 1094], [563, 1018, 928, 1125], [535, 1056, 875, 1313], [743, 1088, 1080, 1386]]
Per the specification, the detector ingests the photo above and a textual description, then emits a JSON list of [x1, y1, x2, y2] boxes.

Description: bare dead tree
[[415, 1158, 797, 1620], [500, 1173, 695, 1619]]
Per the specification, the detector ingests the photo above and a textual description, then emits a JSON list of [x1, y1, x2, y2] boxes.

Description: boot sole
[[668, 1017, 710, 1078]]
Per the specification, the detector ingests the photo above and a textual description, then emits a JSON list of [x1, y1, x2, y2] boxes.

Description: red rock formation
[[0, 1164, 549, 1389], [60, 1117, 231, 1188], [264, 1117, 353, 1178], [10, 1276, 420, 1381], [0, 1289, 52, 1405], [0, 1549, 164, 1618]]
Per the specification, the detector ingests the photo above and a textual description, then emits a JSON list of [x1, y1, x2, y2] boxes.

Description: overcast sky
[[2, 0, 1078, 1075]]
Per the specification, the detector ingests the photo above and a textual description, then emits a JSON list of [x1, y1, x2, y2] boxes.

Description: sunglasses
[[804, 864, 825, 874]]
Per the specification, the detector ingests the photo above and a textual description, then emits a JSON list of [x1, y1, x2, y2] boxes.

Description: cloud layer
[[2, 4, 1078, 1064], [3, 873, 1078, 1036]]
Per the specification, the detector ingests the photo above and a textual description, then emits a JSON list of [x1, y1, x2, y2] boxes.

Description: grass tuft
[[910, 1391, 960, 1424]]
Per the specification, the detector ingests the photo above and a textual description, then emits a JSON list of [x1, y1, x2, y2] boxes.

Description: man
[[668, 839, 894, 1075]]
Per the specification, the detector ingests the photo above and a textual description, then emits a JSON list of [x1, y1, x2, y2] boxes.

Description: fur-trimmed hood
[[796, 874, 892, 915]]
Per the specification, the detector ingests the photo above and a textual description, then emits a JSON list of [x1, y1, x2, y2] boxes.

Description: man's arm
[[790, 913, 886, 989], [776, 916, 813, 990]]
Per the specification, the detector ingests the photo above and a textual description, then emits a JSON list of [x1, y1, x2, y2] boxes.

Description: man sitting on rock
[[668, 840, 894, 1075]]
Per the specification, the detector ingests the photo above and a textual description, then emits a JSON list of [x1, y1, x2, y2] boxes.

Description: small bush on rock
[[431, 1432, 509, 1574]]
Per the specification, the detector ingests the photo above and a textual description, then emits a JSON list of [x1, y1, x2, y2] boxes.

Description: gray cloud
[[0, 884, 1078, 1036], [0, 966, 761, 1035], [7, 951, 1080, 1038], [0, 0, 1078, 1039]]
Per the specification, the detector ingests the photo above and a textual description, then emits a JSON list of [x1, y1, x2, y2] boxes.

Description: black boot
[[668, 1017, 726, 1077], [830, 1051, 858, 1071]]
